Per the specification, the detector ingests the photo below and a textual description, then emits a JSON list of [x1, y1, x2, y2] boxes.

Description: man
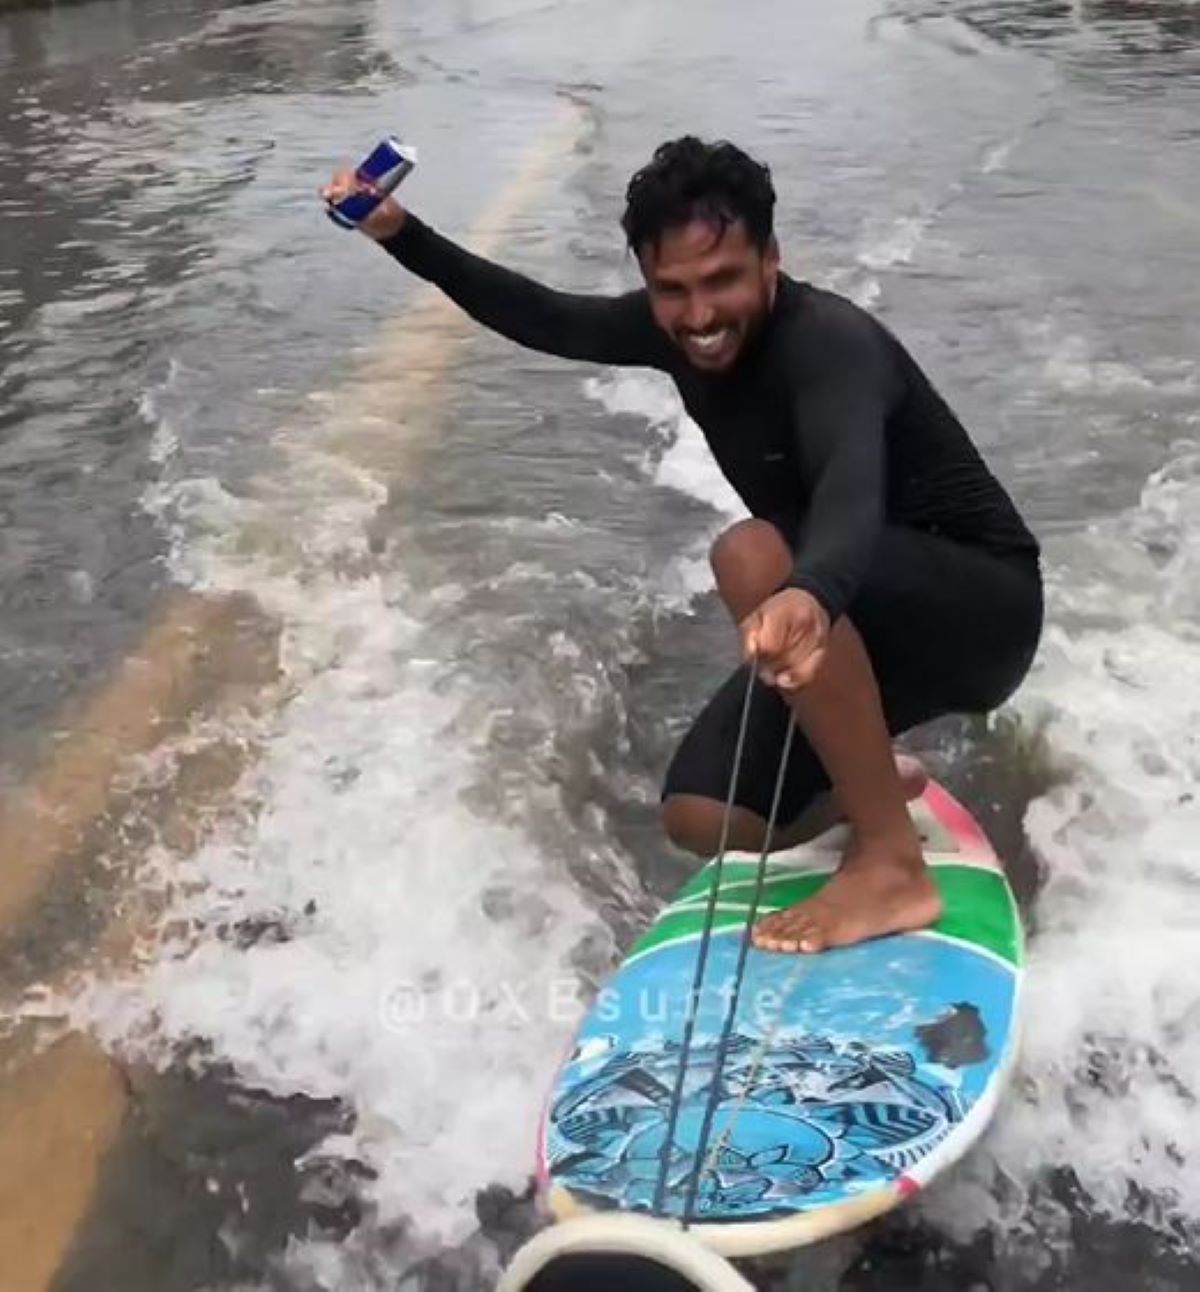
[[321, 137, 1043, 955]]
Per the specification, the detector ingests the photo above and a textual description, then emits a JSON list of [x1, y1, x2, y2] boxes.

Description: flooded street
[[2, 0, 1199, 1287]]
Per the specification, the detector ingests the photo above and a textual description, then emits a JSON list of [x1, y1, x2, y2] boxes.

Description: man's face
[[638, 217, 779, 373]]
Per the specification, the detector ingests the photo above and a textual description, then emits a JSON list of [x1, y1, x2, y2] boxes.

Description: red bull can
[[326, 137, 417, 230]]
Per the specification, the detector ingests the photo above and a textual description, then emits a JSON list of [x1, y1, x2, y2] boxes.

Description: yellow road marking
[[0, 1032, 126, 1292]]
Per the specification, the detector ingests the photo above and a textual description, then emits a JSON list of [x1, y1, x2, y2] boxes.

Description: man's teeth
[[688, 328, 729, 351]]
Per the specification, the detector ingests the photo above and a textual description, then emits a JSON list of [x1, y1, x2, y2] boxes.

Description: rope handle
[[651, 657, 799, 1223]]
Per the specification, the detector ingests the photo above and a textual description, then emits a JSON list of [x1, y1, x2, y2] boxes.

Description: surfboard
[[535, 779, 1022, 1259]]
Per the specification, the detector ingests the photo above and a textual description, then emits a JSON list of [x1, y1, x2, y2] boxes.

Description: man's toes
[[754, 910, 790, 938], [795, 925, 827, 954], [789, 910, 831, 954], [752, 914, 789, 951], [753, 906, 823, 954], [751, 924, 782, 951]]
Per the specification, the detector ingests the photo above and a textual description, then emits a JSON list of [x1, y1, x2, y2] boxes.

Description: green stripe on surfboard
[[628, 863, 1020, 967]]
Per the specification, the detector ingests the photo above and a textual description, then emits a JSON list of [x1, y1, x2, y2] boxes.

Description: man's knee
[[662, 794, 726, 857], [709, 519, 793, 622], [708, 518, 791, 582]]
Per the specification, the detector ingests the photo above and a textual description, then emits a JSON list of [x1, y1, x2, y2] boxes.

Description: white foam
[[585, 368, 743, 609], [920, 453, 1200, 1247], [64, 380, 610, 1250], [1018, 319, 1200, 399], [137, 359, 183, 467], [78, 601, 603, 1241], [584, 367, 741, 521], [856, 213, 934, 273], [981, 136, 1016, 175], [654, 423, 743, 523], [1039, 330, 1154, 394], [851, 277, 883, 311]]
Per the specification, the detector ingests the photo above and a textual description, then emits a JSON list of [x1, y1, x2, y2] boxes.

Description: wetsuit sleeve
[[379, 214, 666, 367], [786, 313, 894, 623]]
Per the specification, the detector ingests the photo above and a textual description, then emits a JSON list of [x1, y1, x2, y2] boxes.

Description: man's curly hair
[[621, 137, 777, 255]]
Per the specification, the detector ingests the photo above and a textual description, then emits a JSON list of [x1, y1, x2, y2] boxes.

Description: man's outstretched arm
[[321, 164, 666, 369], [380, 213, 668, 369]]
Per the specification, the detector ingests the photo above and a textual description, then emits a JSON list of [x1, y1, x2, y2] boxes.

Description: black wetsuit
[[382, 217, 1043, 823]]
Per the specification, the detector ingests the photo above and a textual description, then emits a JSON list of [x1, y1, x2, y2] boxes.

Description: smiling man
[[321, 137, 1043, 954]]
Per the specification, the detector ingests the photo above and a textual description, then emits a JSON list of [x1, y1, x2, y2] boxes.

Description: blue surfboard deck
[[536, 780, 1022, 1257]]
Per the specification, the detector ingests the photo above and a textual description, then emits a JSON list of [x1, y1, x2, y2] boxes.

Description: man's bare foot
[[752, 836, 942, 954]]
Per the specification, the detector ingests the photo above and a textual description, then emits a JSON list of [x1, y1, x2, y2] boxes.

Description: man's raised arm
[[321, 165, 666, 368], [380, 213, 666, 367]]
